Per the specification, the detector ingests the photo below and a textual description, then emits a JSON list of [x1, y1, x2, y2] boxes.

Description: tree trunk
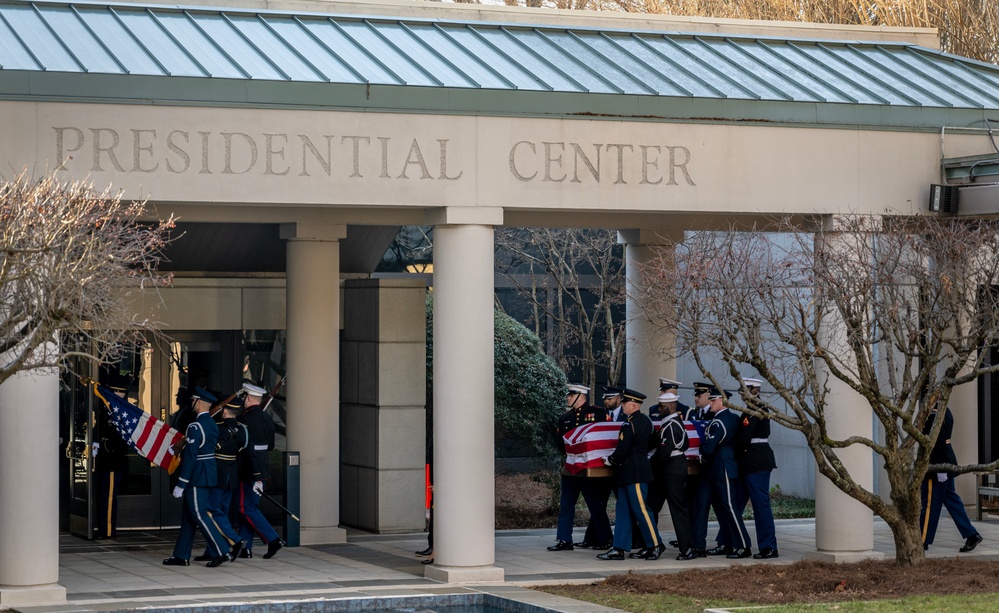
[[886, 512, 927, 566]]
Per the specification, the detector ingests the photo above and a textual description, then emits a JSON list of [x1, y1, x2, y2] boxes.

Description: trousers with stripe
[[612, 482, 660, 551], [920, 475, 976, 545], [94, 469, 122, 538], [709, 473, 752, 550], [238, 481, 279, 550], [172, 485, 230, 560]]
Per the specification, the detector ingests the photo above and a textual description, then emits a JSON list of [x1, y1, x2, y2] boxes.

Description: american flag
[[92, 383, 183, 474], [563, 418, 703, 474]]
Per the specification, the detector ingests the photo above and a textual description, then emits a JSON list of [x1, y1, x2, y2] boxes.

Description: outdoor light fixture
[[928, 184, 959, 213]]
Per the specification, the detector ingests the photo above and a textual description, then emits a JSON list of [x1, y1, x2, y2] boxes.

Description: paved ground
[[15, 517, 999, 613]]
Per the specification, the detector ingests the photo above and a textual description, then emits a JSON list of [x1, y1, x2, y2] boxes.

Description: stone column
[[949, 380, 978, 504], [281, 222, 348, 545], [619, 229, 683, 396], [341, 278, 427, 533], [808, 225, 883, 562], [0, 366, 67, 606], [424, 207, 504, 583]]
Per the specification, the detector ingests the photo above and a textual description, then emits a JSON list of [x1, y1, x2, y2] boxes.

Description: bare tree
[[496, 227, 626, 389], [0, 170, 174, 386], [638, 215, 999, 566]]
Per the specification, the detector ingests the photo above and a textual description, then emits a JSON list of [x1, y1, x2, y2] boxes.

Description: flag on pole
[[92, 382, 183, 474]]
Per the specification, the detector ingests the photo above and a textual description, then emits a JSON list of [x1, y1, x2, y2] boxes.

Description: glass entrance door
[[62, 329, 286, 538]]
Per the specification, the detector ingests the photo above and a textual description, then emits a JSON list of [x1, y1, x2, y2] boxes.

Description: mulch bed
[[601, 558, 999, 604]]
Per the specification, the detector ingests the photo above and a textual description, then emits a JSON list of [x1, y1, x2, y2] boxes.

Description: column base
[[0, 583, 67, 607], [805, 550, 885, 563], [424, 565, 505, 583], [299, 526, 348, 545]]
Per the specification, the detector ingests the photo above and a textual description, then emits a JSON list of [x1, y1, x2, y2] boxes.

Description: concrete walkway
[[16, 517, 999, 613]]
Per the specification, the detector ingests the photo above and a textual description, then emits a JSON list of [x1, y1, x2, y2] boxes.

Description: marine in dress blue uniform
[[597, 389, 664, 561], [920, 405, 983, 552], [547, 384, 612, 551], [237, 382, 285, 559], [163, 387, 234, 568], [699, 385, 753, 559]]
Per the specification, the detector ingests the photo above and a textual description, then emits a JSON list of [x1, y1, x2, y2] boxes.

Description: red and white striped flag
[[93, 383, 183, 474]]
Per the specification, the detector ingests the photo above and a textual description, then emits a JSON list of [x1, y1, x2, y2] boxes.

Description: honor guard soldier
[[651, 379, 689, 421], [602, 386, 625, 422], [237, 382, 286, 559], [93, 381, 130, 539], [920, 402, 983, 553], [647, 392, 697, 560], [699, 385, 753, 559], [195, 396, 248, 563], [735, 378, 779, 559], [597, 389, 664, 561], [547, 384, 612, 551], [164, 387, 235, 568]]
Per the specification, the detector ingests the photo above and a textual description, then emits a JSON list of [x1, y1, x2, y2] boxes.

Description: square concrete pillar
[[341, 278, 427, 533]]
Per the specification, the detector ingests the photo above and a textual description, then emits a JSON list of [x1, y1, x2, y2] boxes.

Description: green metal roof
[[2, 0, 999, 129]]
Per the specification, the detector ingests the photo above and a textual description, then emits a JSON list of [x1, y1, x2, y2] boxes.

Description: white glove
[[602, 457, 612, 467], [172, 486, 184, 498], [253, 481, 264, 495], [936, 473, 948, 483], [91, 442, 100, 458]]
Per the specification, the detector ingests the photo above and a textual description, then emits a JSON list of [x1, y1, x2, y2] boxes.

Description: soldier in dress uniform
[[237, 382, 286, 559], [699, 385, 753, 559], [735, 378, 779, 559], [920, 403, 983, 553], [651, 379, 689, 421], [603, 386, 624, 422], [93, 381, 129, 539], [163, 387, 235, 568], [597, 389, 664, 561], [684, 382, 712, 555], [195, 396, 248, 563], [646, 392, 697, 560], [547, 384, 612, 551]]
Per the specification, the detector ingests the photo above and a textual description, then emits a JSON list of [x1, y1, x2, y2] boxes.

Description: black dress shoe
[[597, 549, 626, 560], [960, 533, 983, 553], [706, 545, 732, 556], [206, 556, 228, 568], [162, 557, 189, 566], [668, 539, 679, 548], [676, 548, 698, 561], [415, 546, 433, 557], [694, 549, 707, 558], [726, 548, 752, 559], [547, 540, 574, 551], [753, 547, 779, 559], [645, 544, 667, 561], [572, 541, 593, 549], [239, 548, 252, 559], [421, 558, 434, 565], [228, 540, 246, 562], [193, 553, 213, 562], [262, 538, 285, 559], [923, 543, 929, 551], [629, 548, 650, 559]]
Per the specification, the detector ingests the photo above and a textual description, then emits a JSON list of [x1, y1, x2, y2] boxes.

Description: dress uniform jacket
[[556, 404, 608, 456], [735, 410, 777, 475], [608, 411, 654, 486], [925, 407, 959, 469], [700, 408, 741, 479], [177, 412, 219, 489], [215, 418, 250, 490], [653, 412, 690, 475], [238, 404, 275, 482], [97, 412, 130, 473]]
